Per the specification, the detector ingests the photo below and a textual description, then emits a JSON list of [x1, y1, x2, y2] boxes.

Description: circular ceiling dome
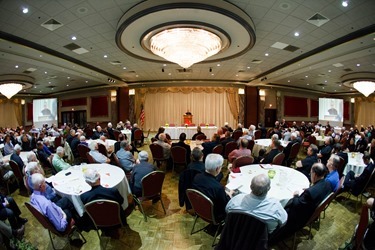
[[116, 0, 256, 66]]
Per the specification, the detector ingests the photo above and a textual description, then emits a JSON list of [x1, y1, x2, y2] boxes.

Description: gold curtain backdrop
[[354, 97, 375, 127], [0, 99, 22, 128], [135, 87, 239, 131]]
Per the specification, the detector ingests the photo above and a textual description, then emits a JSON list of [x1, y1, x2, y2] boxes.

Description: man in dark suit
[[171, 133, 191, 165], [220, 131, 234, 147], [92, 126, 104, 140], [130, 151, 156, 197], [187, 147, 205, 172], [343, 152, 374, 196], [283, 132, 299, 165], [261, 140, 281, 164], [355, 132, 368, 153], [270, 163, 331, 242], [295, 144, 319, 179], [317, 136, 333, 165]]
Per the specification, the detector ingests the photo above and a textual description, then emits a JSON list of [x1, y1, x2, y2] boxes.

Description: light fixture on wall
[[342, 72, 375, 97], [351, 98, 355, 103], [129, 89, 135, 95], [259, 89, 265, 101], [0, 74, 34, 99], [238, 88, 245, 95], [21, 99, 25, 105], [149, 28, 222, 68], [110, 90, 117, 102]]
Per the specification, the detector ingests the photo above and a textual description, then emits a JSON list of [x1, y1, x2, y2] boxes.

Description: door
[[264, 109, 277, 127]]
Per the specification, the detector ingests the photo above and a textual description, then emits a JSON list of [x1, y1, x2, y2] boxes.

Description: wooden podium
[[183, 114, 193, 125]]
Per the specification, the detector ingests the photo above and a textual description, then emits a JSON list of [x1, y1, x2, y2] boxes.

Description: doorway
[[61, 110, 87, 127], [264, 109, 277, 127]]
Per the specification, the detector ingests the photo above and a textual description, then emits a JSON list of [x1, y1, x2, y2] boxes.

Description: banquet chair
[[247, 139, 255, 152], [133, 171, 166, 222], [337, 156, 346, 179], [171, 146, 187, 172], [285, 142, 301, 167], [223, 141, 238, 162], [195, 134, 207, 140], [9, 160, 22, 189], [353, 204, 370, 250], [254, 130, 262, 140], [149, 144, 167, 168], [84, 199, 124, 249], [0, 165, 17, 195], [134, 129, 144, 147], [232, 130, 243, 141], [85, 128, 94, 139], [169, 123, 176, 127], [178, 169, 201, 211], [232, 156, 254, 173], [302, 135, 316, 151], [143, 129, 151, 145], [212, 144, 223, 155], [199, 123, 206, 126], [113, 130, 121, 141], [345, 168, 375, 211], [86, 152, 98, 163], [209, 123, 215, 126], [272, 153, 285, 165], [186, 189, 224, 247], [25, 202, 86, 250], [98, 143, 108, 157], [54, 136, 63, 148], [216, 211, 268, 250], [189, 123, 196, 126], [64, 141, 74, 164], [77, 144, 90, 163]]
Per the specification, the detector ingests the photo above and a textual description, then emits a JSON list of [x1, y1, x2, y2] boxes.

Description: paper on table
[[226, 181, 243, 190], [259, 164, 273, 169]]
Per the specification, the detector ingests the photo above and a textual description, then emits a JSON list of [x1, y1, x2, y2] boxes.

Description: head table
[[47, 163, 131, 216], [227, 164, 310, 207], [162, 126, 217, 140]]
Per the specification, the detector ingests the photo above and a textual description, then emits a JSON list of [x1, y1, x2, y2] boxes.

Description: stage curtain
[[139, 87, 238, 131], [0, 99, 22, 128], [355, 97, 375, 126]]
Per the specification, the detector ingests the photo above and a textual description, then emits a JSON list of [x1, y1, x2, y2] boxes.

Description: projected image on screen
[[319, 98, 343, 127], [33, 98, 57, 128]]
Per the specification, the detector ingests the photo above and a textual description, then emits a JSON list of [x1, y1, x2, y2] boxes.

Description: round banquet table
[[50, 163, 131, 216], [3, 151, 31, 165], [227, 164, 310, 207], [253, 139, 289, 157]]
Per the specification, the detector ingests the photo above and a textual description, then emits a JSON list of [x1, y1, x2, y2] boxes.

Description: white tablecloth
[[314, 136, 326, 147], [3, 151, 30, 165], [343, 152, 366, 176], [227, 164, 310, 207], [252, 139, 288, 157], [120, 130, 132, 143], [50, 163, 131, 216], [188, 140, 203, 151], [163, 126, 218, 140]]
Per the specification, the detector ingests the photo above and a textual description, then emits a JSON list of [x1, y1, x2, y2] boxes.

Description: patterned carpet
[[6, 142, 364, 250]]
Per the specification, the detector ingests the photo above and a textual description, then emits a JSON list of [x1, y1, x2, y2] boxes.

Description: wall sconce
[[111, 90, 117, 102], [259, 89, 265, 101], [238, 88, 245, 95], [129, 89, 135, 95], [351, 98, 355, 103], [21, 99, 25, 105]]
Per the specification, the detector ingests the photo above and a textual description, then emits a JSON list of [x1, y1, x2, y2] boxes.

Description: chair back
[[212, 144, 223, 155], [134, 129, 143, 141], [77, 144, 90, 161], [97, 143, 107, 156], [113, 130, 121, 141], [141, 171, 165, 198], [224, 141, 238, 159], [111, 153, 121, 168], [196, 134, 207, 140], [272, 152, 285, 165], [232, 131, 243, 141], [171, 146, 187, 165], [216, 211, 268, 250], [306, 192, 334, 226], [86, 152, 97, 163], [144, 129, 151, 138], [232, 156, 254, 170], [355, 204, 369, 250], [266, 128, 273, 139], [358, 168, 375, 196], [337, 156, 346, 178], [64, 141, 74, 164], [309, 135, 317, 145], [247, 139, 255, 151], [254, 130, 261, 140], [288, 142, 301, 160], [150, 144, 165, 161], [9, 160, 23, 180], [165, 133, 171, 141], [84, 199, 123, 228], [178, 169, 201, 209], [54, 136, 63, 148], [186, 189, 217, 224], [151, 138, 157, 143]]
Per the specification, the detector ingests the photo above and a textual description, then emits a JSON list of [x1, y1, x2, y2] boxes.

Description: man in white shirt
[[88, 141, 110, 164]]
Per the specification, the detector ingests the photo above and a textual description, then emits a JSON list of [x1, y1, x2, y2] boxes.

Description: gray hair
[[205, 154, 224, 172], [120, 140, 129, 149], [26, 162, 39, 175], [271, 134, 279, 141], [309, 144, 318, 154], [43, 138, 49, 144], [158, 133, 166, 141], [14, 144, 22, 151], [80, 135, 86, 141], [330, 154, 340, 169], [84, 168, 100, 186], [250, 174, 271, 197], [291, 132, 297, 139], [138, 151, 149, 161], [56, 146, 64, 154], [89, 141, 97, 151], [191, 147, 203, 162], [31, 173, 45, 190], [27, 152, 37, 162], [249, 125, 256, 131]]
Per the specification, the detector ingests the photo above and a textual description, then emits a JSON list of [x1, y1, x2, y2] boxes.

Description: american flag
[[140, 105, 145, 127]]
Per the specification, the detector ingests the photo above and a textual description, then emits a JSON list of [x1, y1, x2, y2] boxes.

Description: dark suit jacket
[[352, 163, 375, 195], [283, 139, 299, 160], [192, 131, 204, 140], [202, 141, 219, 159], [130, 161, 156, 197], [221, 137, 234, 147], [299, 154, 318, 178], [92, 131, 104, 140], [355, 138, 368, 153], [172, 141, 191, 164], [262, 148, 280, 164], [178, 169, 201, 209], [320, 144, 332, 165], [187, 161, 205, 172]]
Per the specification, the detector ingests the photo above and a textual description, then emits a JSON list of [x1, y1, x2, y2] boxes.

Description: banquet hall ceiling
[[0, 0, 374, 97]]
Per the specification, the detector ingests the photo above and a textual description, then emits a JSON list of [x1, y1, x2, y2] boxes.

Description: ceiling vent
[[343, 68, 353, 72], [283, 45, 299, 52], [177, 68, 192, 73], [41, 18, 63, 31], [23, 68, 37, 74], [307, 13, 329, 27], [251, 59, 262, 64], [110, 61, 122, 65], [316, 83, 327, 87], [46, 75, 57, 79], [63, 43, 89, 54]]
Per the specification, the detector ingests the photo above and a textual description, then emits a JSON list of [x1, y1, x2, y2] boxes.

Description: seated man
[[52, 146, 71, 172], [295, 144, 319, 179], [261, 140, 281, 164], [355, 132, 368, 153], [116, 140, 137, 173], [92, 126, 104, 140], [228, 138, 251, 164], [42, 138, 53, 155], [171, 133, 191, 165], [10, 144, 25, 173], [317, 137, 333, 166], [153, 133, 171, 160], [88, 141, 110, 164], [325, 154, 340, 192], [221, 131, 234, 147], [202, 134, 220, 160], [130, 151, 156, 197], [0, 193, 27, 237], [226, 173, 287, 234], [271, 163, 331, 242], [26, 162, 58, 202], [282, 132, 299, 164], [187, 147, 205, 172], [80, 169, 127, 226], [191, 126, 205, 140], [36, 141, 52, 170], [343, 151, 374, 195], [192, 154, 233, 221], [30, 173, 76, 232]]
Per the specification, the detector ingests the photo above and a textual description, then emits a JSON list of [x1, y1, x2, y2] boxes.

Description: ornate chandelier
[[353, 81, 375, 97], [149, 28, 222, 68], [0, 83, 23, 99]]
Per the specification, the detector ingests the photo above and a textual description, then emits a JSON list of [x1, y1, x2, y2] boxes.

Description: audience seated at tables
[[295, 144, 319, 179], [269, 127, 282, 140], [131, 123, 143, 152], [261, 140, 281, 164], [282, 132, 299, 164], [116, 140, 137, 173], [171, 133, 191, 165], [343, 152, 374, 195], [355, 132, 368, 153], [187, 147, 205, 172], [20, 135, 34, 151], [69, 131, 81, 158], [52, 146, 71, 172], [191, 126, 205, 140], [130, 151, 156, 197], [270, 163, 331, 243], [65, 129, 76, 145], [333, 143, 348, 166], [10, 144, 25, 173], [228, 138, 251, 164], [325, 154, 340, 192], [88, 141, 110, 164], [81, 169, 127, 226], [3, 135, 14, 156], [248, 124, 256, 139], [202, 134, 220, 160], [239, 129, 252, 142], [92, 126, 104, 140], [114, 133, 126, 154], [221, 131, 234, 147], [106, 122, 115, 140], [192, 154, 232, 221], [317, 136, 333, 166], [36, 141, 52, 170], [79, 135, 88, 147], [282, 128, 292, 142], [226, 173, 287, 234], [30, 173, 76, 232], [153, 133, 171, 160], [42, 138, 54, 155]]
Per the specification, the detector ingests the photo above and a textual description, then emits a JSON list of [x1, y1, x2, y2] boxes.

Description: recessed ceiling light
[[66, 84, 69, 87], [288, 80, 290, 82], [15, 65, 18, 68], [136, 75, 139, 77], [163, 64, 166, 67], [217, 64, 221, 67], [356, 63, 360, 67], [104, 55, 108, 58], [39, 55, 42, 57], [342, 1, 348, 7], [324, 80, 327, 83], [211, 73, 214, 76], [34, 86, 37, 88], [307, 83, 309, 85], [334, 90, 337, 92], [48, 81, 51, 84], [168, 73, 171, 76], [236, 74, 239, 77], [71, 36, 77, 40], [247, 66, 250, 69], [305, 75, 308, 78], [265, 53, 269, 56], [328, 70, 332, 72], [339, 84, 342, 87], [123, 67, 127, 70], [85, 80, 88, 83], [322, 87, 325, 89], [39, 90, 42, 93], [294, 32, 300, 37], [22, 7, 28, 14], [44, 71, 47, 74], [67, 76, 70, 79]]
